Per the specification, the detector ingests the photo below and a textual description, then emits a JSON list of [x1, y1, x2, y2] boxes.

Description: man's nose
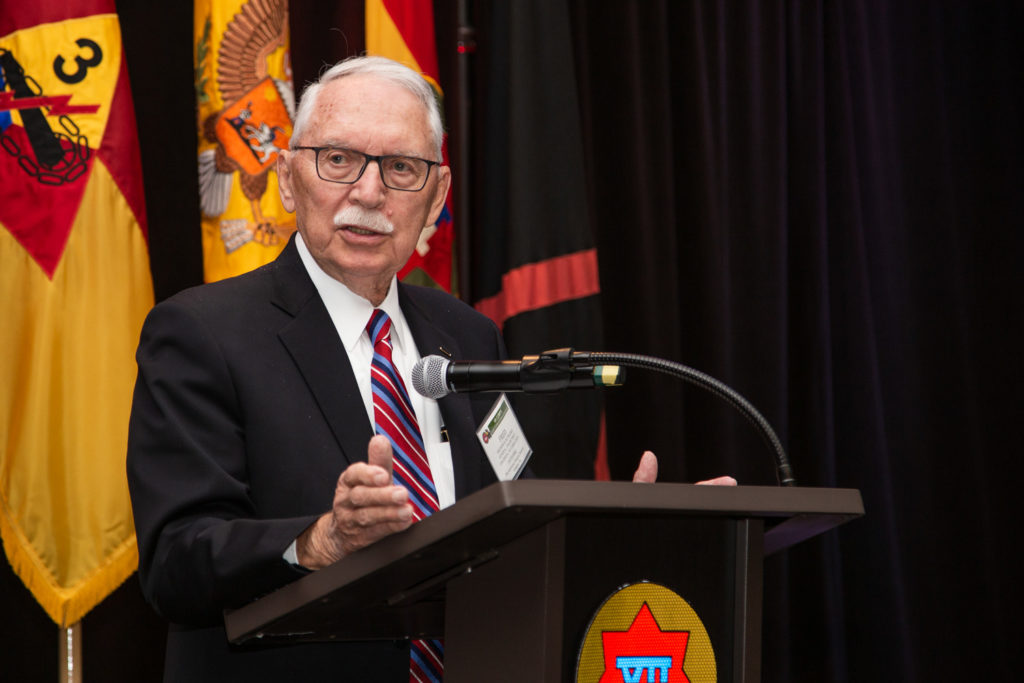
[[348, 160, 387, 206]]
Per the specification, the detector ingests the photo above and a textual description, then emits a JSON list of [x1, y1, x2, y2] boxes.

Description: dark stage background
[[2, 1, 1020, 681]]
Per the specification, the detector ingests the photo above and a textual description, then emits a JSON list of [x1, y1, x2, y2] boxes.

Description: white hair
[[290, 55, 444, 160]]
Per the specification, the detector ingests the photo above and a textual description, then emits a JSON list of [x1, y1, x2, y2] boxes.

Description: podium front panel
[[443, 514, 764, 682]]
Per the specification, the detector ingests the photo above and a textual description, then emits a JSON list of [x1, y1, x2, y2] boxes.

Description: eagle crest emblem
[[197, 0, 295, 253]]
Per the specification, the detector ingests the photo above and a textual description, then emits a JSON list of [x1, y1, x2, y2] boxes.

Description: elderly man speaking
[[127, 55, 718, 683]]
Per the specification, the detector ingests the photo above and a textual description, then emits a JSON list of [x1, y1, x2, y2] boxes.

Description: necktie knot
[[367, 309, 392, 347]]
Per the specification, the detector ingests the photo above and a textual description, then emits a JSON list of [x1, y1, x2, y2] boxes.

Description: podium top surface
[[225, 480, 863, 644]]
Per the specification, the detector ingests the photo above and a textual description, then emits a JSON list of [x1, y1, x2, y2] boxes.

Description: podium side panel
[[734, 519, 764, 683]]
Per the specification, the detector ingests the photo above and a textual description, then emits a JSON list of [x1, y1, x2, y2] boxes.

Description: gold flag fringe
[[0, 511, 138, 628]]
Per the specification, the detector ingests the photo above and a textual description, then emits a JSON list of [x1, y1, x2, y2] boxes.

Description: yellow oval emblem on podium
[[576, 582, 717, 683]]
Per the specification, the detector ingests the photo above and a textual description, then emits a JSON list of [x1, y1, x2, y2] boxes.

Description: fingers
[[632, 451, 659, 483], [335, 498, 412, 540], [366, 434, 394, 479], [345, 477, 409, 509], [339, 441, 393, 491], [695, 475, 738, 486], [335, 454, 409, 518], [628, 452, 735, 486], [328, 482, 413, 558], [322, 436, 416, 558]]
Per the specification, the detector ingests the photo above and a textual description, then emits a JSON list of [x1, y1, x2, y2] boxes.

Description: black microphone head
[[412, 355, 451, 399]]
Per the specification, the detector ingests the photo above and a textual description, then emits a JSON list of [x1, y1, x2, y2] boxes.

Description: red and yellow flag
[[194, 0, 295, 282], [366, 0, 456, 292], [0, 1, 154, 626]]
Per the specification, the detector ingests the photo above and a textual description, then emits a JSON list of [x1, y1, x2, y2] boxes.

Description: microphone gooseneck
[[582, 352, 796, 487], [411, 349, 796, 487]]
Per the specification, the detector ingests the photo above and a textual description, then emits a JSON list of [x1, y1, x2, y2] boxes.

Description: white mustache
[[333, 206, 394, 234]]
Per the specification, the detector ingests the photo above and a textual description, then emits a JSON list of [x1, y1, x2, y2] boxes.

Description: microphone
[[411, 348, 625, 399]]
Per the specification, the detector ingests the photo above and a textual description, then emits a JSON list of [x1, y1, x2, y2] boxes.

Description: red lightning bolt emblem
[[0, 91, 100, 115]]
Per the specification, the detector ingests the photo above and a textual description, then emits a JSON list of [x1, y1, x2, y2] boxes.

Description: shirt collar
[[294, 232, 408, 353]]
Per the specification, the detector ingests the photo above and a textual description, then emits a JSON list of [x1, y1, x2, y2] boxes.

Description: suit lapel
[[400, 285, 489, 500], [271, 240, 373, 468], [266, 249, 491, 489]]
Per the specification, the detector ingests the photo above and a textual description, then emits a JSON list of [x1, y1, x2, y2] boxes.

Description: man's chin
[[320, 250, 399, 283]]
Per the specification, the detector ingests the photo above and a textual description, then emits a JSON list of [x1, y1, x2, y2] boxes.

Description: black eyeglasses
[[292, 146, 439, 192]]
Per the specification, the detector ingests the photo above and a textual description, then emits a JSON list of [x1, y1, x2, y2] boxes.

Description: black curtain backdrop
[[569, 1, 1021, 681], [2, 1, 1020, 681], [469, 0, 605, 480]]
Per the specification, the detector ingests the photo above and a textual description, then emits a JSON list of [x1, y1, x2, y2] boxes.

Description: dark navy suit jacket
[[127, 239, 504, 682]]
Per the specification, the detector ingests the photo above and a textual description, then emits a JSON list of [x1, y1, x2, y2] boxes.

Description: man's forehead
[[317, 74, 419, 112], [310, 76, 431, 149]]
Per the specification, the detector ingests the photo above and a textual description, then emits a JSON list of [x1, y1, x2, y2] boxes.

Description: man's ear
[[425, 165, 452, 226], [277, 151, 296, 213]]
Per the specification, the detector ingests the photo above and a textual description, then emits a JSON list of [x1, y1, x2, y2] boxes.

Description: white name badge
[[476, 393, 532, 481]]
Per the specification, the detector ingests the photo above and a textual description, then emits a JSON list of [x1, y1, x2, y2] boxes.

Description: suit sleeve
[[127, 298, 315, 625]]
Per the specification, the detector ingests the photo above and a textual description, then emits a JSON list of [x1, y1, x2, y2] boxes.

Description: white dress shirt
[[294, 233, 456, 509]]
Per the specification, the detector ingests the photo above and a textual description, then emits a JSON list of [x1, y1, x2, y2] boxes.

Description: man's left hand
[[631, 451, 737, 486], [632, 451, 659, 483]]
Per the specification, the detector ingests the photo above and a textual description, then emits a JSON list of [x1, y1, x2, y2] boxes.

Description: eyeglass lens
[[317, 148, 430, 190]]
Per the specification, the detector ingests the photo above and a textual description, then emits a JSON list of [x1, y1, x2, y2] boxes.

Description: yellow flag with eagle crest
[[194, 0, 296, 282]]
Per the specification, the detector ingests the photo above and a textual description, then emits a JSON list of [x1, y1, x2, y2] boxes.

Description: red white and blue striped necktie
[[366, 309, 444, 682]]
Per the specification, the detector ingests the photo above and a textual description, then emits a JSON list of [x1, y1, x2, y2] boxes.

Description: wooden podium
[[225, 480, 862, 682]]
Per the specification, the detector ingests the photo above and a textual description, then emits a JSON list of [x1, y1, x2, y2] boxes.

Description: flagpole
[[59, 623, 82, 683]]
